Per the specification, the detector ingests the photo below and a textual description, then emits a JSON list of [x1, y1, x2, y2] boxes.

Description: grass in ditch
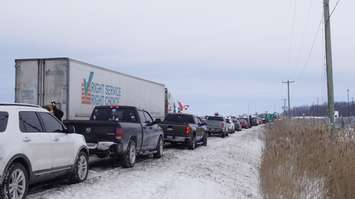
[[260, 119, 355, 199]]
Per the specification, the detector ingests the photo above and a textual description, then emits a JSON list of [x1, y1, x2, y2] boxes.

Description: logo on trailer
[[81, 72, 122, 106], [81, 72, 94, 104]]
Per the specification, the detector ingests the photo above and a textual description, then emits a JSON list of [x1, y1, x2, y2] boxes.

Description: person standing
[[51, 100, 64, 121]]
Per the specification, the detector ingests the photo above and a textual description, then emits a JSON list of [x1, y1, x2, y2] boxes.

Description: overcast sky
[[0, 0, 354, 116]]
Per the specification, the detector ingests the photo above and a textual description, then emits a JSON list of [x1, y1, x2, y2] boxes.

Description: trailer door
[[43, 59, 69, 119], [15, 60, 39, 105]]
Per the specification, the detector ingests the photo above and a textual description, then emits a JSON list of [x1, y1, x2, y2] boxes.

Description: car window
[[138, 111, 146, 123], [163, 114, 194, 124], [38, 112, 64, 132], [0, 112, 9, 132], [19, 111, 43, 132], [143, 112, 153, 123], [207, 116, 224, 121], [92, 108, 138, 123]]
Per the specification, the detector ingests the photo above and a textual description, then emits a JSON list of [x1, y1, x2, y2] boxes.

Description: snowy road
[[28, 126, 264, 199]]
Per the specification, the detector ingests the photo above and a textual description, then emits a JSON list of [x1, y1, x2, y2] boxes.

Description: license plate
[[167, 127, 174, 131]]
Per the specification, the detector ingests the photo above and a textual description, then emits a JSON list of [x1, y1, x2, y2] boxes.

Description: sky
[[0, 0, 354, 116]]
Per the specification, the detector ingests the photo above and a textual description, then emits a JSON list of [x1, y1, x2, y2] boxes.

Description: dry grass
[[260, 119, 355, 199]]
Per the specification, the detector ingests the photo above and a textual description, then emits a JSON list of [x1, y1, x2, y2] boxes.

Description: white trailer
[[15, 58, 166, 120]]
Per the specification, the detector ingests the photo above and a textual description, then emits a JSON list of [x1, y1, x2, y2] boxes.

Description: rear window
[[92, 108, 138, 123], [164, 114, 195, 124], [0, 112, 9, 132], [207, 116, 224, 121]]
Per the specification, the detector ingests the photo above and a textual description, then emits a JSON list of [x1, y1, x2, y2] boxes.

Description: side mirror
[[154, 119, 162, 124]]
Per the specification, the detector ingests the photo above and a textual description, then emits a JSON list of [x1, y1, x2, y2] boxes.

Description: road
[[28, 126, 264, 199]]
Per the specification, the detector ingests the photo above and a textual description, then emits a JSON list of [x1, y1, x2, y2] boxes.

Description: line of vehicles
[[0, 104, 272, 199], [0, 58, 277, 199]]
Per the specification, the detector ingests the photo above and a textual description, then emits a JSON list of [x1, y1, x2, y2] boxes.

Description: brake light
[[221, 123, 224, 128], [115, 128, 124, 140], [111, 105, 120, 109], [184, 126, 192, 136]]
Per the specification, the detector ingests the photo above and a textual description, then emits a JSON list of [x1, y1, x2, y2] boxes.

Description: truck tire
[[1, 163, 29, 199], [70, 151, 89, 184], [202, 133, 208, 146], [221, 132, 225, 138], [188, 135, 196, 150], [153, 137, 163, 159], [122, 139, 137, 168]]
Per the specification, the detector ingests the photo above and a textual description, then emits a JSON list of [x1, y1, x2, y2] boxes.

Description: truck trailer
[[15, 58, 170, 120]]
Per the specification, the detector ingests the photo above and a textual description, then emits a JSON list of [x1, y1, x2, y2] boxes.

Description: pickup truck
[[64, 105, 164, 168], [159, 113, 208, 150], [205, 116, 228, 138]]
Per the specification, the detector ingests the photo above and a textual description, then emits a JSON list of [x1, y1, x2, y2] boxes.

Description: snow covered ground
[[28, 126, 264, 199]]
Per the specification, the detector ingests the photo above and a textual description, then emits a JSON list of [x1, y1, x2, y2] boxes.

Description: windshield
[[164, 114, 195, 124]]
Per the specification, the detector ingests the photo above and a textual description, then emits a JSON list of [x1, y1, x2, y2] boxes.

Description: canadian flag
[[178, 101, 190, 112]]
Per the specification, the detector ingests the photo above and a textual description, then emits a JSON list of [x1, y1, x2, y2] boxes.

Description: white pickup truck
[[205, 116, 229, 138]]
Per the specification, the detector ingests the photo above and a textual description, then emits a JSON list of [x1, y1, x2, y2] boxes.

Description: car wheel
[[221, 132, 225, 138], [1, 163, 29, 199], [153, 137, 163, 159], [202, 133, 208, 146], [70, 151, 89, 183], [188, 135, 196, 150], [122, 139, 137, 168]]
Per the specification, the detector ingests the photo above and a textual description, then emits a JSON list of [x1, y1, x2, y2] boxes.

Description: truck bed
[[64, 120, 119, 143]]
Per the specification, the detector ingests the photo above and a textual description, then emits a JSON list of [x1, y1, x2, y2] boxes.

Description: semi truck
[[15, 57, 174, 120]]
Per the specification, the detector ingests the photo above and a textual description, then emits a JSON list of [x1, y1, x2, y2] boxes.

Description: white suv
[[0, 104, 89, 199]]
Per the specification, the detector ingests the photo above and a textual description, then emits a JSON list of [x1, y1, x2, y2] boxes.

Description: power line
[[294, 0, 313, 70], [330, 0, 342, 18], [295, 0, 343, 81], [286, 0, 298, 72], [296, 16, 323, 80]]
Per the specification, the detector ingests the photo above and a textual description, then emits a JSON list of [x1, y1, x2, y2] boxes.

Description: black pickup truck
[[159, 113, 208, 150], [64, 105, 163, 168]]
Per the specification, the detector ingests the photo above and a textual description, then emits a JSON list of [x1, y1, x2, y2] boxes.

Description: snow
[[28, 126, 264, 199]]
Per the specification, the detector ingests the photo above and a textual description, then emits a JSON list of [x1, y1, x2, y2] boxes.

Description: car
[[64, 105, 164, 168], [159, 113, 208, 150], [205, 116, 228, 138], [232, 118, 242, 131], [0, 104, 89, 199], [237, 118, 249, 129], [251, 117, 259, 126], [225, 117, 235, 134]]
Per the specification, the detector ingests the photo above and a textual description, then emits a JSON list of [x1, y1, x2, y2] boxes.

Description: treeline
[[288, 101, 355, 117]]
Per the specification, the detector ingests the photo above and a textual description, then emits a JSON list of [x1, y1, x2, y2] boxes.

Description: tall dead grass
[[261, 119, 355, 199]]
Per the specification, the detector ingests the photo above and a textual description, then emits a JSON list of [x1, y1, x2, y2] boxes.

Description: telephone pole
[[347, 89, 350, 116], [282, 80, 295, 117], [282, 98, 287, 116], [323, 0, 335, 126]]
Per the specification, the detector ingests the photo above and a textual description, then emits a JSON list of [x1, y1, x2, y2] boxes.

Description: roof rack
[[0, 103, 41, 108]]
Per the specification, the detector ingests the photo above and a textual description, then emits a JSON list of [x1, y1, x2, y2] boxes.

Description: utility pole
[[323, 0, 335, 126], [347, 89, 350, 116], [282, 80, 295, 117], [282, 98, 287, 116], [316, 97, 320, 116]]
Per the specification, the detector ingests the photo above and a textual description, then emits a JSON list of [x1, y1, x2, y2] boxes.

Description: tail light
[[115, 128, 124, 140], [221, 123, 225, 128], [184, 126, 192, 136]]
